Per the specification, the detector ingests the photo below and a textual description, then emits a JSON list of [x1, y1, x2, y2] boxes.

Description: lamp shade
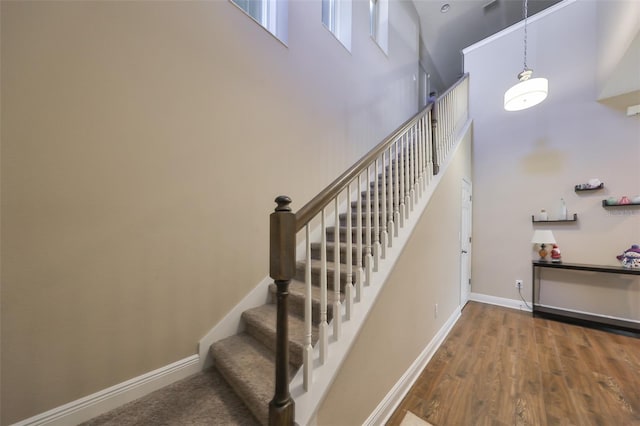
[[504, 77, 548, 111], [531, 229, 556, 244]]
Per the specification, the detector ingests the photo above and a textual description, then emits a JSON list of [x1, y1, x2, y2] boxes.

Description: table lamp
[[532, 230, 556, 261]]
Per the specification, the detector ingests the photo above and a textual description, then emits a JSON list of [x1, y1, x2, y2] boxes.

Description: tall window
[[369, 0, 388, 54], [231, 0, 288, 44], [322, 0, 352, 51]]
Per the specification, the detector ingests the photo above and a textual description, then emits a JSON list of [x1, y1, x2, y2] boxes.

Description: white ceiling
[[413, 0, 562, 88]]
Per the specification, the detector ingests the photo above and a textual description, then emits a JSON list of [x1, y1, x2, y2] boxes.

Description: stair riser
[[338, 213, 397, 227], [242, 312, 307, 369], [310, 244, 364, 265], [295, 265, 352, 293], [351, 197, 409, 210], [212, 361, 268, 425], [326, 227, 381, 244], [269, 290, 334, 325]]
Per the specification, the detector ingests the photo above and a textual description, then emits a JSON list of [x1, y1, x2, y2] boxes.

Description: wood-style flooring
[[386, 301, 640, 426]]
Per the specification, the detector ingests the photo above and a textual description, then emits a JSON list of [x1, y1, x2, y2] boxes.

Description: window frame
[[230, 0, 288, 45]]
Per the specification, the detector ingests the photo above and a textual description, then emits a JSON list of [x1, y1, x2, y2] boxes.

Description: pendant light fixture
[[504, 0, 548, 111]]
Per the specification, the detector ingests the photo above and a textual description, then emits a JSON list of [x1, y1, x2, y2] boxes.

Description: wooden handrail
[[294, 72, 468, 230], [438, 72, 469, 100], [295, 104, 432, 230]]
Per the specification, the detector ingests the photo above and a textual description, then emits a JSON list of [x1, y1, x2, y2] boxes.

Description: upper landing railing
[[268, 74, 469, 425]]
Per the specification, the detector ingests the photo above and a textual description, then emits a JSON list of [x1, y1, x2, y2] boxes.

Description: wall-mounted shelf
[[575, 182, 604, 192], [532, 213, 578, 223], [602, 200, 640, 207]]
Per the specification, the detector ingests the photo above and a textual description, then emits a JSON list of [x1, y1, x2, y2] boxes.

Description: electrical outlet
[[434, 303, 439, 318], [515, 279, 523, 289]]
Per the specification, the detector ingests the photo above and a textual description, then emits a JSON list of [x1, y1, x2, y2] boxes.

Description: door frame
[[460, 178, 472, 307]]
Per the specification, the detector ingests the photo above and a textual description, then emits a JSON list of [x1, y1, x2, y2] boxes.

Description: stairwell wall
[[0, 1, 421, 423], [464, 0, 640, 317], [316, 127, 473, 425]]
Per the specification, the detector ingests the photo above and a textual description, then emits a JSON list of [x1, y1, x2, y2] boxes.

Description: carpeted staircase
[[209, 175, 392, 425], [79, 75, 470, 426], [81, 159, 409, 426]]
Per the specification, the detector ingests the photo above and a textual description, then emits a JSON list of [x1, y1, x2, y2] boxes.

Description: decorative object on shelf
[[538, 209, 548, 221], [531, 229, 556, 261], [559, 198, 567, 220], [503, 0, 548, 111], [616, 244, 640, 268], [575, 178, 604, 191], [604, 197, 618, 206], [602, 198, 640, 207], [550, 244, 562, 263]]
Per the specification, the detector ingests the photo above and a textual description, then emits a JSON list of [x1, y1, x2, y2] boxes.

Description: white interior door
[[460, 179, 472, 306]]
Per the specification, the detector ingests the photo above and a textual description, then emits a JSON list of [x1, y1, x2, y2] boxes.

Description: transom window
[[322, 0, 352, 51], [369, 0, 388, 54], [231, 0, 288, 44]]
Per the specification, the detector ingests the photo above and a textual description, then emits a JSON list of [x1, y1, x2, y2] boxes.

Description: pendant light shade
[[504, 69, 548, 111], [504, 0, 548, 111]]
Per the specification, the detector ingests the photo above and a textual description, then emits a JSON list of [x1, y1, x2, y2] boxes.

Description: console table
[[532, 261, 640, 335]]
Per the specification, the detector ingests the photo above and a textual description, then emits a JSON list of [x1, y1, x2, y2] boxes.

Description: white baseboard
[[469, 292, 532, 313], [363, 306, 462, 426], [12, 355, 200, 426]]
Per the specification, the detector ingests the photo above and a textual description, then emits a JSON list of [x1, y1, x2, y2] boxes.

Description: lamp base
[[538, 244, 548, 261]]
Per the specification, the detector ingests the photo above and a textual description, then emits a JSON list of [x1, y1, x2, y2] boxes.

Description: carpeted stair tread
[[338, 212, 395, 227], [351, 196, 403, 210], [326, 225, 380, 243], [242, 304, 318, 369], [80, 367, 260, 426], [310, 241, 363, 264], [268, 280, 340, 324], [211, 333, 292, 426]]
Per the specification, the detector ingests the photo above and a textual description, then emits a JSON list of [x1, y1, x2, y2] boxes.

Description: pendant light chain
[[504, 0, 548, 111], [523, 0, 528, 70]]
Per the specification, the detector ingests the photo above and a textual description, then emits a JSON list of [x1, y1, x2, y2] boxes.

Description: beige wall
[[464, 1, 640, 314], [317, 128, 472, 425], [0, 1, 421, 423]]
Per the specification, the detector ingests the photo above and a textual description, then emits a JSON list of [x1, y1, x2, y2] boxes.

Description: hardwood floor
[[386, 301, 640, 426]]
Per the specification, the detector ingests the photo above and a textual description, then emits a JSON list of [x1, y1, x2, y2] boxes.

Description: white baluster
[[426, 111, 432, 181], [415, 120, 422, 196], [448, 95, 452, 152], [419, 117, 425, 193], [393, 140, 400, 234], [333, 197, 341, 340], [444, 96, 449, 154], [356, 174, 363, 301], [380, 151, 388, 258], [345, 182, 353, 320], [409, 126, 415, 210], [303, 225, 312, 391], [365, 166, 373, 286], [320, 208, 328, 364], [387, 145, 394, 247], [440, 99, 444, 158], [399, 136, 406, 227], [404, 133, 411, 219], [373, 158, 380, 272], [438, 100, 443, 166], [448, 94, 453, 151]]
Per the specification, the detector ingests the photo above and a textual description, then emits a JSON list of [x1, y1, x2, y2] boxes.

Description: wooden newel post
[[430, 103, 440, 175], [269, 195, 296, 426]]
